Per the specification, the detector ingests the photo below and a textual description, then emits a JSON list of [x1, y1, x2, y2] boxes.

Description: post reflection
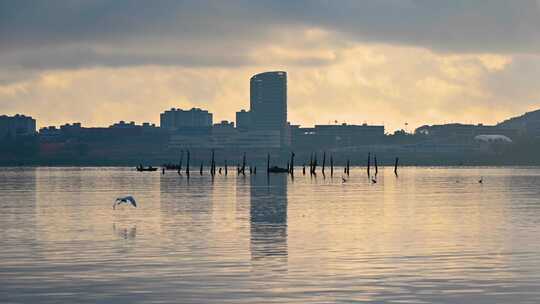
[[249, 174, 288, 265]]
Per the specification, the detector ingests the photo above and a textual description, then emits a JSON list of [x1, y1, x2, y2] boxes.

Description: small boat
[[267, 166, 289, 173], [136, 165, 158, 172]]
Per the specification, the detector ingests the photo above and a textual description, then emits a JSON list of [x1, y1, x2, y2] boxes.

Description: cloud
[[310, 0, 540, 54], [1, 0, 539, 72], [285, 44, 534, 130]]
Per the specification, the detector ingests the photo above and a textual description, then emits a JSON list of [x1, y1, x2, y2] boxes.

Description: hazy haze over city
[[1, 1, 540, 131]]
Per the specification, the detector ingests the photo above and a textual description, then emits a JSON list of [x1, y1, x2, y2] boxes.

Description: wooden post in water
[[322, 151, 326, 176], [346, 159, 350, 176], [267, 153, 270, 175], [309, 153, 313, 175], [180, 150, 185, 171], [213, 152, 217, 176], [224, 159, 228, 176], [186, 150, 190, 177], [210, 149, 215, 176], [241, 152, 246, 176], [374, 154, 378, 176], [312, 153, 318, 175], [200, 162, 203, 176], [394, 157, 399, 176], [253, 166, 256, 175], [290, 152, 295, 176], [302, 163, 306, 175], [176, 149, 183, 175], [367, 152, 371, 177], [330, 155, 334, 177]]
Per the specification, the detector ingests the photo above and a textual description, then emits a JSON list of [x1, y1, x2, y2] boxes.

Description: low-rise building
[[39, 121, 162, 142], [292, 123, 385, 149], [0, 114, 36, 139], [236, 110, 251, 131], [160, 107, 213, 131]]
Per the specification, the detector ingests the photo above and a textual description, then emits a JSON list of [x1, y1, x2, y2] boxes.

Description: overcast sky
[[1, 0, 540, 131]]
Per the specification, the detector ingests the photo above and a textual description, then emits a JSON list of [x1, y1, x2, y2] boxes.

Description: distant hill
[[497, 109, 540, 136]]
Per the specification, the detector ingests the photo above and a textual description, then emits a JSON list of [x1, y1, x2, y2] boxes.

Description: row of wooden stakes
[[162, 150, 399, 178], [301, 152, 398, 177]]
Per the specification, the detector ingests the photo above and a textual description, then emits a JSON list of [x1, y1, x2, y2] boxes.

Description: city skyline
[[1, 65, 539, 132], [3, 67, 538, 133], [1, 1, 539, 132]]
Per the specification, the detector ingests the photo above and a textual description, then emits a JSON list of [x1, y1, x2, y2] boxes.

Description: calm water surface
[[1, 167, 540, 303]]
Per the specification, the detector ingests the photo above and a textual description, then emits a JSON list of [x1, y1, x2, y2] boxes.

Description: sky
[[1, 0, 540, 132]]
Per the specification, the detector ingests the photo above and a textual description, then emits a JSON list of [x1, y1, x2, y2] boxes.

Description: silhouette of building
[[249, 71, 289, 146], [160, 107, 213, 131], [168, 127, 281, 150], [0, 114, 36, 139], [211, 120, 236, 147], [110, 120, 156, 129], [213, 120, 235, 130], [235, 109, 251, 131], [37, 121, 167, 162], [39, 121, 161, 142], [292, 123, 385, 149]]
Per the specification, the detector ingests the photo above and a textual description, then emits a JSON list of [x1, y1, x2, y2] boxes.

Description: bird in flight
[[113, 196, 137, 210]]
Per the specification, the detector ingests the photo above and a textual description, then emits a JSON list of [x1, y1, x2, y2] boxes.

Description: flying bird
[[113, 196, 137, 210]]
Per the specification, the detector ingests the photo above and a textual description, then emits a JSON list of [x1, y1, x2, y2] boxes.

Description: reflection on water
[[2, 167, 540, 303], [113, 223, 137, 240], [250, 174, 288, 264], [0, 168, 37, 261]]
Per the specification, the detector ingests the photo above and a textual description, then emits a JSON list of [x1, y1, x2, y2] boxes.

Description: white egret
[[113, 196, 137, 209]]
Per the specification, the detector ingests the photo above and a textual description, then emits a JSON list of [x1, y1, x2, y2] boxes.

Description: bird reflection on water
[[113, 223, 137, 240]]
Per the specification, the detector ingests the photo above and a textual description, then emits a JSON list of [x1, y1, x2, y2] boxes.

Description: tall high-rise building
[[249, 71, 288, 145]]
